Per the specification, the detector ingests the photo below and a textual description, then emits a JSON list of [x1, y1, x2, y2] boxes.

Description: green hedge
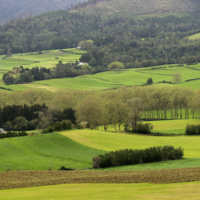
[[185, 124, 200, 135], [0, 131, 28, 139], [93, 146, 184, 168]]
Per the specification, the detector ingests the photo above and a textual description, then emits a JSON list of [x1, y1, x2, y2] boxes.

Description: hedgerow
[[93, 146, 184, 168]]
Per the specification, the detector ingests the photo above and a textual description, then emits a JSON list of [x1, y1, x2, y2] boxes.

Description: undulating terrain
[[1, 0, 200, 199]]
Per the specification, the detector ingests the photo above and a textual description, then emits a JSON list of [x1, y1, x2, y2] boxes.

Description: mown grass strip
[[1, 168, 200, 190]]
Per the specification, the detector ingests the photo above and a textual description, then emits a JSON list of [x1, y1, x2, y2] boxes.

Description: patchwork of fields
[[1, 50, 200, 91]]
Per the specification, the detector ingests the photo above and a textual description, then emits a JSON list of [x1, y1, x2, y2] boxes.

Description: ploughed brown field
[[1, 167, 200, 190]]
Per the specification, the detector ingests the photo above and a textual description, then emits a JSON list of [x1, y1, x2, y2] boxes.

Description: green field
[[0, 132, 105, 171], [1, 182, 200, 200]]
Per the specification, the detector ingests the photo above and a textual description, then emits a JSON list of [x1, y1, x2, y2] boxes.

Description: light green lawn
[[1, 182, 200, 200], [60, 130, 200, 157]]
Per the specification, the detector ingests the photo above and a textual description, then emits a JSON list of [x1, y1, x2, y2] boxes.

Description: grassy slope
[[1, 182, 200, 200], [60, 130, 200, 157], [0, 132, 105, 171]]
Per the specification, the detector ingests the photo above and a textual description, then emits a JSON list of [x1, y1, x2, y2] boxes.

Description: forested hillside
[[71, 0, 199, 15], [0, 0, 87, 25], [1, 9, 200, 71]]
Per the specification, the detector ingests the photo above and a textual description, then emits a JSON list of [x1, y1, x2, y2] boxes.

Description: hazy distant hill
[[71, 0, 199, 16], [0, 0, 87, 25]]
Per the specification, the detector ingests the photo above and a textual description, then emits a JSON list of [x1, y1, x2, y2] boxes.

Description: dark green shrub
[[185, 124, 200, 135], [62, 120, 72, 130], [18, 131, 28, 136], [47, 126, 54, 133], [53, 121, 62, 131], [59, 166, 73, 170], [6, 131, 18, 138], [136, 123, 153, 134]]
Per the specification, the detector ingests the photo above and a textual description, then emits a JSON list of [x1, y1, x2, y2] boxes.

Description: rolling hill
[[0, 0, 87, 25]]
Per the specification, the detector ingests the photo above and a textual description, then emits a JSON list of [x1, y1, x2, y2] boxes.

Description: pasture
[[0, 132, 105, 172]]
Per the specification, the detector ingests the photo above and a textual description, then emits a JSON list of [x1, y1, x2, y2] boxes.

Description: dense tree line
[[1, 86, 200, 131], [0, 102, 76, 131]]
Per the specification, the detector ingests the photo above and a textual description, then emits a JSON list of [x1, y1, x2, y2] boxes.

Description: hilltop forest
[[1, 8, 200, 72]]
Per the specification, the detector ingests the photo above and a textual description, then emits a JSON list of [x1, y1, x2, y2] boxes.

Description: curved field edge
[[1, 168, 200, 190], [0, 133, 106, 171], [60, 130, 200, 158]]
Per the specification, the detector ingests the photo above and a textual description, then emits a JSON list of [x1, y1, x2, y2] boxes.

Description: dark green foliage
[[61, 120, 72, 130], [135, 123, 154, 134], [185, 124, 200, 135], [47, 126, 54, 133], [0, 104, 47, 130], [93, 146, 184, 168], [53, 122, 62, 131], [59, 166, 74, 171], [147, 78, 153, 85], [0, 131, 28, 139]]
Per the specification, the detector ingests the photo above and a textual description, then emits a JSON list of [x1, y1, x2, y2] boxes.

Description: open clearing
[[188, 32, 200, 40], [1, 182, 200, 200]]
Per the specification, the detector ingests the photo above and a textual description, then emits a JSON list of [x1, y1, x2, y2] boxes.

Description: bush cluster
[[185, 124, 200, 135], [93, 146, 184, 168], [43, 120, 72, 134], [0, 131, 28, 139], [124, 123, 153, 134]]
